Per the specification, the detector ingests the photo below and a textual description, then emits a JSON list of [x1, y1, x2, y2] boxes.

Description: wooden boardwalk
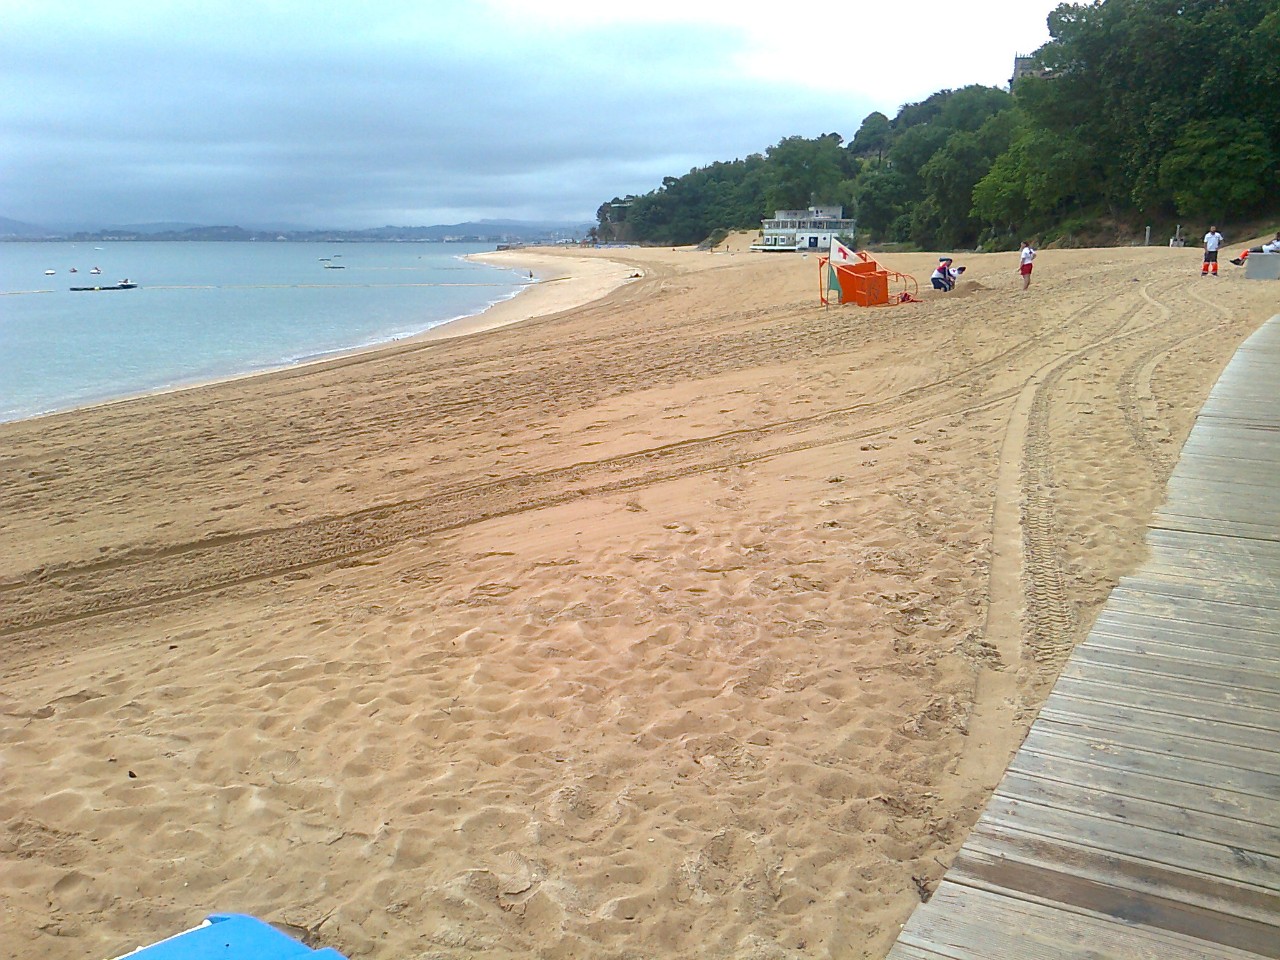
[[887, 316, 1280, 959]]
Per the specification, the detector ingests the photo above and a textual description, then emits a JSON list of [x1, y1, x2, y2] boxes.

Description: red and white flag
[[830, 237, 856, 262]]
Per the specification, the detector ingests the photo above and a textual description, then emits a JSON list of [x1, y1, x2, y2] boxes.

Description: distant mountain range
[[0, 216, 51, 238], [0, 216, 593, 243]]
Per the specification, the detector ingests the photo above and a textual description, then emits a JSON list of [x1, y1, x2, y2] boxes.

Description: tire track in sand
[[1020, 276, 1196, 675], [0, 283, 1147, 641], [955, 275, 1194, 792]]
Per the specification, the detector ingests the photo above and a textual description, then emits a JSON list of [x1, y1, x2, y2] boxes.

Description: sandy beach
[[1, 234, 1276, 960]]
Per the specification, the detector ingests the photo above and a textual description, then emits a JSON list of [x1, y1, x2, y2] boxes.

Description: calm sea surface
[[0, 241, 530, 423]]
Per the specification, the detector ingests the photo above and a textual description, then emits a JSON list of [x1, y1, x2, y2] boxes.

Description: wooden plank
[[884, 944, 948, 960], [1111, 578, 1280, 612], [1101, 590, 1280, 634], [1090, 608, 1280, 651], [1019, 727, 1280, 799], [1082, 625, 1280, 675], [1069, 644, 1280, 696], [1039, 692, 1279, 753], [1173, 443, 1280, 463], [1008, 748, 1280, 825], [1032, 714, 1279, 777], [1196, 401, 1280, 425], [1143, 552, 1280, 578], [951, 836, 1280, 958], [1081, 624, 1280, 670], [1204, 395, 1280, 410], [1199, 389, 1280, 408], [1177, 441, 1280, 460], [993, 769, 1280, 857], [1203, 397, 1280, 412], [1113, 575, 1280, 609], [1165, 485, 1277, 507], [1205, 382, 1280, 399], [890, 879, 1273, 960], [1182, 421, 1280, 439], [1202, 370, 1280, 389], [1183, 417, 1280, 434], [1147, 527, 1280, 564], [1166, 459, 1280, 483], [1161, 480, 1280, 501], [1052, 673, 1278, 732], [1180, 421, 1280, 443], [1143, 538, 1280, 570], [1152, 514, 1280, 541], [1162, 479, 1280, 505], [1090, 607, 1280, 646], [1059, 658, 1280, 717], [1169, 463, 1280, 487], [976, 794, 1280, 892], [1129, 568, 1280, 600]]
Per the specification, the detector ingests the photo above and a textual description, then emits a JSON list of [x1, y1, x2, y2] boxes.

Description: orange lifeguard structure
[[820, 245, 917, 306]]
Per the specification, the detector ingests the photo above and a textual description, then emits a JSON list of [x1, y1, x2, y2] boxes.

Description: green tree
[[1028, 0, 1280, 214], [919, 110, 1017, 247], [850, 111, 892, 166], [972, 121, 1098, 235], [763, 133, 848, 212], [1159, 117, 1272, 217], [854, 168, 910, 241], [887, 123, 951, 197]]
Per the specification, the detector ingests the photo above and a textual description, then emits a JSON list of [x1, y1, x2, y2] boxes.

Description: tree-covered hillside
[[595, 0, 1278, 249]]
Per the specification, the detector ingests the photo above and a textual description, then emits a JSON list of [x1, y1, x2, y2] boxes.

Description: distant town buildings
[[752, 205, 857, 252]]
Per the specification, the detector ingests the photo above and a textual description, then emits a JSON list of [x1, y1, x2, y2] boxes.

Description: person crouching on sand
[[1018, 241, 1036, 290], [930, 258, 965, 292], [1230, 232, 1280, 265]]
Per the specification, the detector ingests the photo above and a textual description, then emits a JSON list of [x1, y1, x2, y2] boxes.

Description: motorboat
[[70, 279, 138, 291], [89, 266, 103, 275]]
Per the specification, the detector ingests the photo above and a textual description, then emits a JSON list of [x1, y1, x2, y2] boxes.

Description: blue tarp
[[112, 914, 347, 959]]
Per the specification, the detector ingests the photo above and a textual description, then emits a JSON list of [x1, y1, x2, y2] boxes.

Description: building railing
[[762, 220, 857, 231]]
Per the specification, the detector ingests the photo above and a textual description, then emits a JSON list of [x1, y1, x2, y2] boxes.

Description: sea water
[[0, 241, 531, 423]]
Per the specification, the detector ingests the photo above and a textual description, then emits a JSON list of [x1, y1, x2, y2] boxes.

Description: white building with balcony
[[751, 205, 857, 252]]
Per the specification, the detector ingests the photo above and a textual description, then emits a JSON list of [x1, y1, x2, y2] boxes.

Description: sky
[[3, 1, 1065, 230]]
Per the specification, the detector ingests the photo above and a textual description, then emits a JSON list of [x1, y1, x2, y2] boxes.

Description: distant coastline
[[0, 218, 592, 245]]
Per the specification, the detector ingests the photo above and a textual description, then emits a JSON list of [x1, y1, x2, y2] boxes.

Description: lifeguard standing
[[1202, 225, 1223, 276]]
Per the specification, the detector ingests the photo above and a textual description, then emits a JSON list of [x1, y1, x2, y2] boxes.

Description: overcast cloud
[[3, 1, 1062, 229]]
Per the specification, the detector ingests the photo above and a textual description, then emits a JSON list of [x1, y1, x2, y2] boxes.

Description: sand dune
[[1, 235, 1276, 959]]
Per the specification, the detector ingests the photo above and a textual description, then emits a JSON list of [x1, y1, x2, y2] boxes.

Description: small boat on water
[[323, 263, 345, 269], [89, 266, 103, 275], [44, 269, 55, 275], [70, 278, 138, 291], [69, 267, 78, 273]]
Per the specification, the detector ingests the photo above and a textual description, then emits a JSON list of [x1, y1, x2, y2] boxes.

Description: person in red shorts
[[1018, 241, 1036, 290]]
